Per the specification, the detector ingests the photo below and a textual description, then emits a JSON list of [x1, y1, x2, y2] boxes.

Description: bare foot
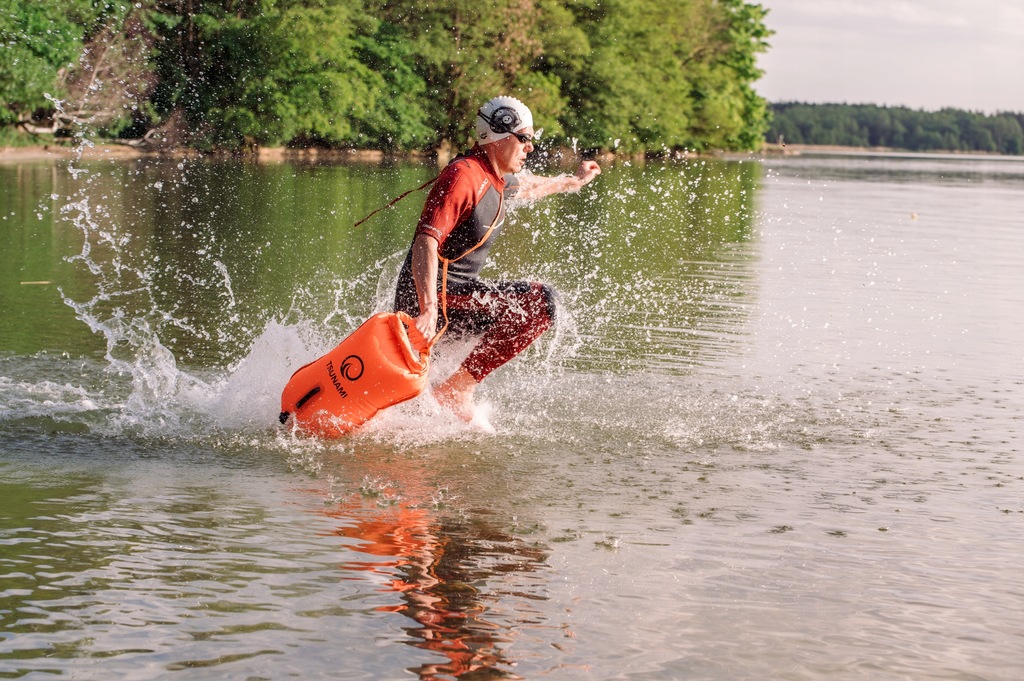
[[467, 401, 496, 434], [432, 367, 479, 423]]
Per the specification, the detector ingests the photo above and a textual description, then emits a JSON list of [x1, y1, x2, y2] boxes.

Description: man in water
[[394, 95, 601, 422]]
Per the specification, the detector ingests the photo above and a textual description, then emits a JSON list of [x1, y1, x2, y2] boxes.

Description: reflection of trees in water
[[326, 498, 548, 680], [21, 158, 765, 370]]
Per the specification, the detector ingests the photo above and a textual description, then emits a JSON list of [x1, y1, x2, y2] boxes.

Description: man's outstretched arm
[[514, 161, 601, 201]]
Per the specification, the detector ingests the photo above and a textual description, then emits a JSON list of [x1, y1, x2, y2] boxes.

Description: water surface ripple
[[1, 152, 1021, 679]]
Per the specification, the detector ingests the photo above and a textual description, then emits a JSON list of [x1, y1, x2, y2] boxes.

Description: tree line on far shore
[[1, 0, 772, 154], [768, 102, 1024, 155]]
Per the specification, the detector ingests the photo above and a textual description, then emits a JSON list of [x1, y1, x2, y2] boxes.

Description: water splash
[[17, 141, 821, 457], [48, 160, 440, 442]]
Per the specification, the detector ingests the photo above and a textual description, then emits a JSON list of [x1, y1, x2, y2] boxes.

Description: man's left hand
[[575, 161, 601, 186]]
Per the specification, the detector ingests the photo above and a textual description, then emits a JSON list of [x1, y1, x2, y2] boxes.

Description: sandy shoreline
[[0, 142, 750, 165], [7, 142, 1008, 165], [0, 143, 152, 162], [0, 143, 621, 168]]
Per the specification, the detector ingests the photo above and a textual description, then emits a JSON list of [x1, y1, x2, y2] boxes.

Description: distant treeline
[[767, 102, 1024, 155], [1, 0, 772, 154]]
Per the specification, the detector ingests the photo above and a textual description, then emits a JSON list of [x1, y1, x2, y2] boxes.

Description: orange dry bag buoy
[[282, 177, 500, 438], [279, 312, 431, 438]]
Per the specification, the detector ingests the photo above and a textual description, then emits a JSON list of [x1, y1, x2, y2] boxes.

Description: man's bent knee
[[532, 282, 557, 324]]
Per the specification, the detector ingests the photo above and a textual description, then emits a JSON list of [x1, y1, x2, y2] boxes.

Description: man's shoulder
[[447, 150, 491, 178], [436, 152, 497, 199], [434, 153, 480, 187]]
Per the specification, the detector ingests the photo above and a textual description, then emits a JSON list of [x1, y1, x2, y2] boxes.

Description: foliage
[[0, 0, 153, 134], [149, 0, 417, 149], [559, 0, 771, 153], [365, 0, 575, 147], [3, 0, 773, 153], [0, 0, 94, 124], [768, 103, 1024, 156]]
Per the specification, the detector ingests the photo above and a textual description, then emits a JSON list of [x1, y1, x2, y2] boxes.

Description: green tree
[[985, 115, 1023, 155], [563, 0, 770, 153], [4, 0, 780, 154], [366, 0, 576, 148], [767, 103, 1024, 155], [561, 0, 694, 152], [150, 0, 430, 150], [1, 0, 81, 125], [349, 20, 432, 149], [688, 0, 771, 150], [0, 0, 131, 128]]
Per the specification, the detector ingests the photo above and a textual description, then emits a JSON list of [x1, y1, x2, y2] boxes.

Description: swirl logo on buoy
[[341, 355, 364, 381]]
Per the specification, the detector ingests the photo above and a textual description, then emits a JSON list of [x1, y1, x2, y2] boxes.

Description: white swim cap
[[476, 96, 533, 145]]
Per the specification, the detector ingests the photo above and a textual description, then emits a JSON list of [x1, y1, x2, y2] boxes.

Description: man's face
[[489, 127, 535, 174]]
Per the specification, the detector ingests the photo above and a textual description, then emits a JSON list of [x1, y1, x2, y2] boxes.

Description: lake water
[[1, 148, 1022, 680]]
